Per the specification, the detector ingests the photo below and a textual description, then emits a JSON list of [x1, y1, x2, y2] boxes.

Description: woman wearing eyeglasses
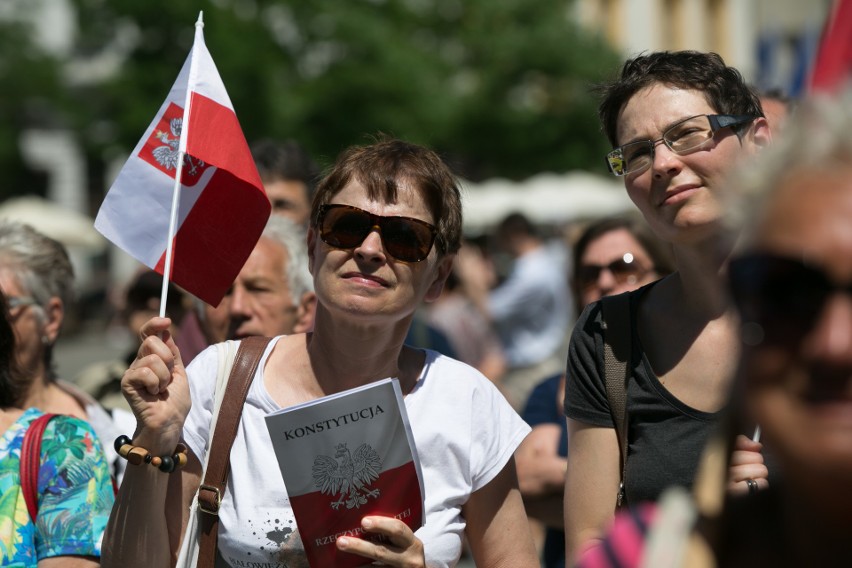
[[0, 289, 115, 567], [563, 51, 772, 565], [0, 221, 136, 485], [576, 85, 852, 568], [103, 138, 539, 568]]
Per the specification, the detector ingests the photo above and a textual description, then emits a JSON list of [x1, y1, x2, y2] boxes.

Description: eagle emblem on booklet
[[313, 442, 383, 510]]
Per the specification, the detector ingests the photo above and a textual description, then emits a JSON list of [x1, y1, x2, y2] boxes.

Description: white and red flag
[[95, 12, 270, 306]]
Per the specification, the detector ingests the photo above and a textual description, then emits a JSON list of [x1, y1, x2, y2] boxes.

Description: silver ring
[[745, 478, 758, 495]]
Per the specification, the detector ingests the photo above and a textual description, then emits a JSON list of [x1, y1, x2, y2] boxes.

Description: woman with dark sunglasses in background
[[516, 213, 673, 568], [563, 51, 773, 566], [103, 137, 539, 568], [577, 84, 852, 568], [570, 215, 674, 318]]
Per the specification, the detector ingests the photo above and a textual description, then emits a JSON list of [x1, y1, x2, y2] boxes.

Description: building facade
[[573, 0, 832, 95]]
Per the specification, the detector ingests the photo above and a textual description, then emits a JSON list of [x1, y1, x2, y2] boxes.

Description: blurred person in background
[[577, 86, 852, 568], [0, 220, 134, 483], [758, 87, 795, 135], [177, 139, 321, 358], [425, 253, 507, 383], [251, 138, 321, 226], [516, 214, 673, 568], [563, 51, 772, 565], [76, 269, 186, 414], [176, 215, 317, 363], [456, 211, 571, 410], [0, 287, 115, 567], [569, 215, 674, 316]]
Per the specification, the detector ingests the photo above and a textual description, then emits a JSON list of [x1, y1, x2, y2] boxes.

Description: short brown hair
[[310, 137, 463, 256], [597, 51, 764, 147]]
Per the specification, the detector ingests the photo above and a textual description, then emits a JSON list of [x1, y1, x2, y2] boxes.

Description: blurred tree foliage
[[0, 7, 65, 199], [4, 0, 622, 201]]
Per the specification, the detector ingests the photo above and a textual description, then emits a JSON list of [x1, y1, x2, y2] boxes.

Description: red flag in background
[[808, 0, 852, 93], [95, 13, 270, 306]]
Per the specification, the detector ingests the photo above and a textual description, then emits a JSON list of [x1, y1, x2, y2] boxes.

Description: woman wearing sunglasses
[[563, 51, 773, 565], [515, 214, 673, 568], [577, 85, 852, 568], [570, 215, 674, 318], [103, 138, 539, 568]]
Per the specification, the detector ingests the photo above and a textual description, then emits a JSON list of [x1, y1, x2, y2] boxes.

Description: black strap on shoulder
[[600, 293, 632, 507]]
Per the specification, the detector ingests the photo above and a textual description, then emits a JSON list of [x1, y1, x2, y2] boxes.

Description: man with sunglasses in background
[[456, 211, 572, 411], [563, 50, 773, 566]]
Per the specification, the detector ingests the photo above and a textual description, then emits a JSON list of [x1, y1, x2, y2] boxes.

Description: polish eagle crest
[[151, 118, 206, 176], [312, 442, 382, 510]]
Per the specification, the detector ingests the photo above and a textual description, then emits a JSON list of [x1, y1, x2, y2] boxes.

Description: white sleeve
[[467, 374, 531, 491]]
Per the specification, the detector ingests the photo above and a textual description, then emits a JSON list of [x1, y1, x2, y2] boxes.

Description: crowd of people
[[1, 47, 849, 568]]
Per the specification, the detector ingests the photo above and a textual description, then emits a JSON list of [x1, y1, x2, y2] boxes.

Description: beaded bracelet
[[114, 435, 188, 473]]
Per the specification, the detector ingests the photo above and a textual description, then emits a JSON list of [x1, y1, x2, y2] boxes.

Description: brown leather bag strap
[[197, 336, 271, 568], [600, 293, 632, 508]]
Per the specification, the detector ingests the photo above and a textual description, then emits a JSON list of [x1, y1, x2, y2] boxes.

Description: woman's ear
[[293, 291, 317, 334], [748, 117, 773, 152], [424, 254, 455, 303], [42, 296, 64, 345]]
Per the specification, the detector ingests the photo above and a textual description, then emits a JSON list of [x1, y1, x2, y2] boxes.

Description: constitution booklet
[[265, 378, 424, 568]]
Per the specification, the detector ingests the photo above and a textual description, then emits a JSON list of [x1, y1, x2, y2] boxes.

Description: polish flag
[[808, 0, 852, 93], [95, 13, 270, 306]]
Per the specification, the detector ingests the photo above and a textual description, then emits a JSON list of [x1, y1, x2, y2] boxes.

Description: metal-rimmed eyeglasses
[[606, 114, 757, 177], [5, 295, 38, 316]]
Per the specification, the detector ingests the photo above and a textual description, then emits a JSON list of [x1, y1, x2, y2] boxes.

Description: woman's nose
[[354, 227, 387, 261]]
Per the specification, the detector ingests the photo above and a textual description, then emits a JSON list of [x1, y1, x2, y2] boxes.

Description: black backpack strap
[[600, 293, 632, 507]]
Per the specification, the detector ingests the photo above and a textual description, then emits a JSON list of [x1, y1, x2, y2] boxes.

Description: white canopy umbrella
[[460, 170, 632, 234], [0, 195, 107, 251]]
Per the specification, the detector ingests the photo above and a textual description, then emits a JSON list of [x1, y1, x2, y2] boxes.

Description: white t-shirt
[[183, 337, 530, 568]]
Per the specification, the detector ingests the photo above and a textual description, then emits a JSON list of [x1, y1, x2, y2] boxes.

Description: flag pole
[[159, 11, 204, 318]]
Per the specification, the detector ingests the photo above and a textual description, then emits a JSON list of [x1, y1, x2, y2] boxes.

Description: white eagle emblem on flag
[[152, 117, 206, 176], [312, 442, 382, 510]]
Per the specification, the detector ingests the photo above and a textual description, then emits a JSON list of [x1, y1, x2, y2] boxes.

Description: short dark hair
[[496, 212, 538, 240], [251, 138, 321, 200], [597, 51, 764, 147], [123, 270, 185, 322], [311, 136, 463, 256]]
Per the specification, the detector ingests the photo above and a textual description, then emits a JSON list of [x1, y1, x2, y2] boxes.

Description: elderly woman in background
[[0, 288, 115, 566], [0, 220, 135, 482]]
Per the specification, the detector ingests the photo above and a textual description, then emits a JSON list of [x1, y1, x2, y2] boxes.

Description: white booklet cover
[[265, 377, 424, 567]]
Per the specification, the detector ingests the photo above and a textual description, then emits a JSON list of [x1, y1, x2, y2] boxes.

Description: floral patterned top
[[0, 408, 115, 566]]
